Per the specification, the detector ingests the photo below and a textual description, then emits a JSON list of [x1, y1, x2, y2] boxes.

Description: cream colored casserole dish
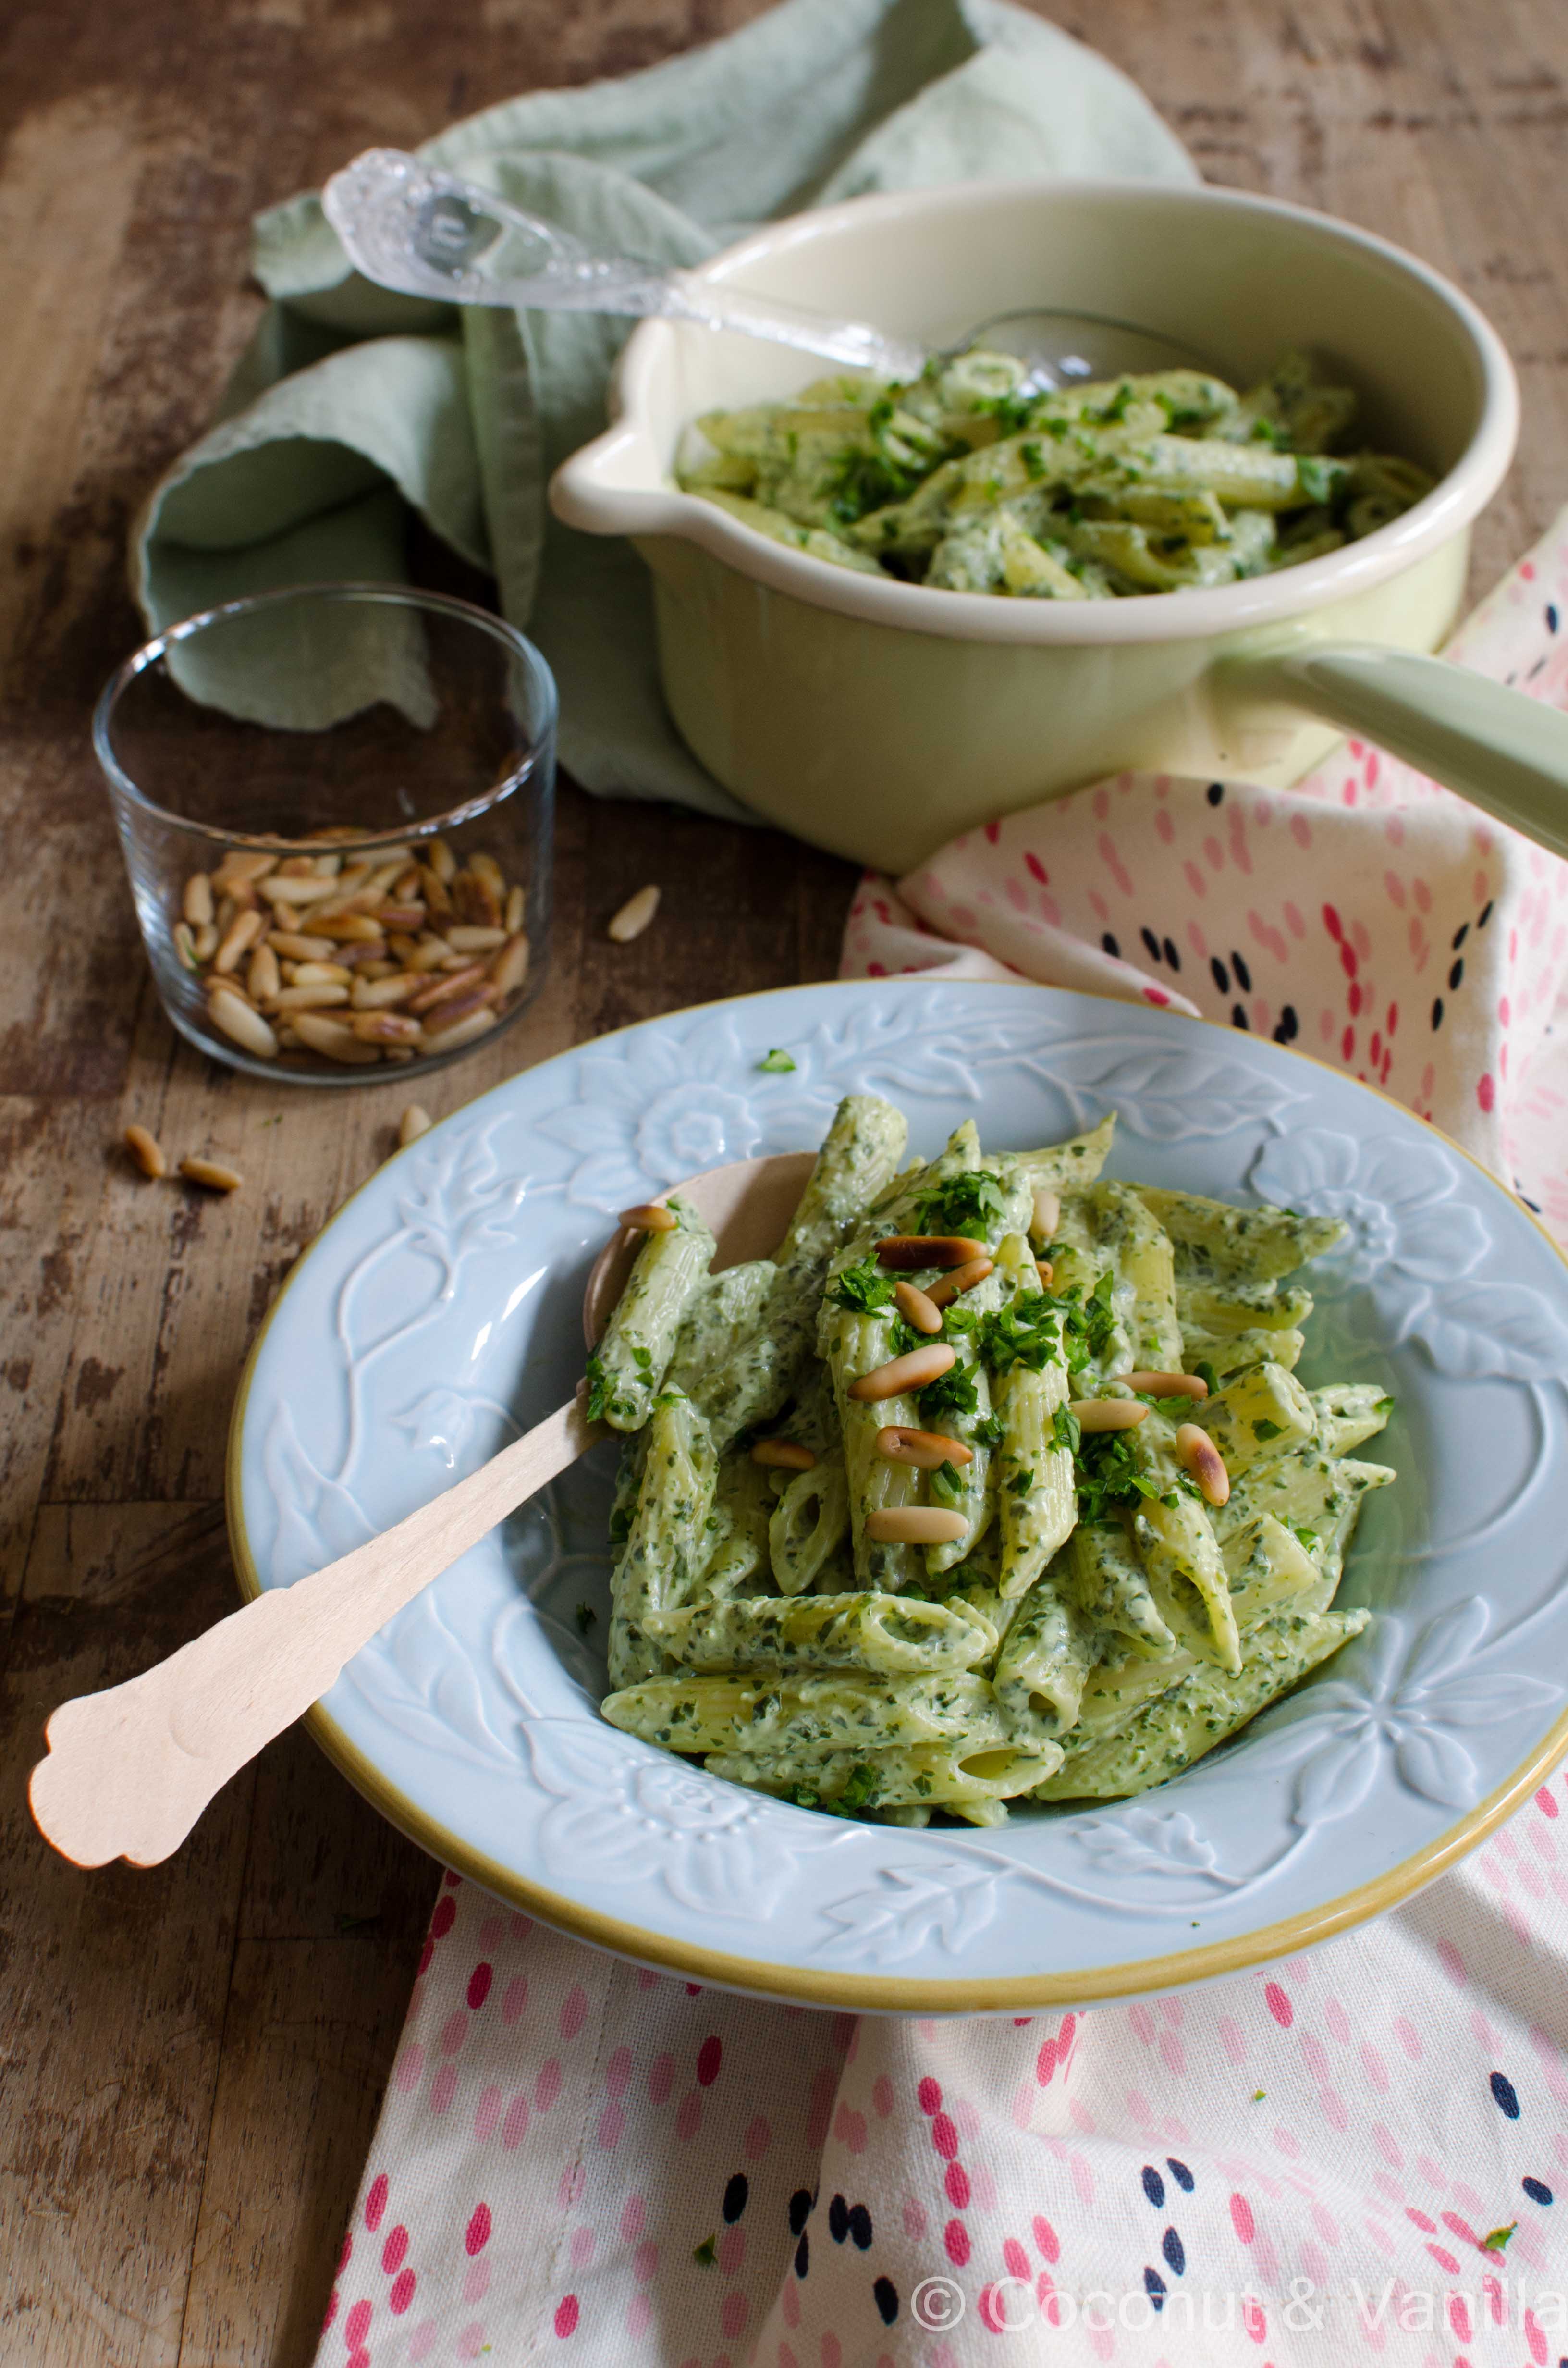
[[552, 179, 1525, 870]]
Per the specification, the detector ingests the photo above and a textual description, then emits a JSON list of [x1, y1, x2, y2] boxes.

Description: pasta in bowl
[[590, 1094, 1391, 1826]]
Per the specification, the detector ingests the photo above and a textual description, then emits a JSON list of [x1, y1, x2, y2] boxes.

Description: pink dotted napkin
[[314, 516, 1568, 2367], [841, 506, 1568, 1246]]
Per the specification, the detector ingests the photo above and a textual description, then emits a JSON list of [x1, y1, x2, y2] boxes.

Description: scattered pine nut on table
[[607, 883, 660, 942], [123, 1123, 167, 1179], [179, 1156, 243, 1193]]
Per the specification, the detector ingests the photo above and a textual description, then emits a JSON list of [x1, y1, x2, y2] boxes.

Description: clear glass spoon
[[322, 147, 1205, 389]]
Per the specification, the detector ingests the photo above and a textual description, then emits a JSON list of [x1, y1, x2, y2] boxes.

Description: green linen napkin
[[134, 0, 1194, 821]]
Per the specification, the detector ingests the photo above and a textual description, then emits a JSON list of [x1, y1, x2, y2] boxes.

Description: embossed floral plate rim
[[225, 979, 1568, 2012]]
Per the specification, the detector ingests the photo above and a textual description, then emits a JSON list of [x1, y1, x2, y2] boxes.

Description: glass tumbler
[[95, 584, 556, 1085]]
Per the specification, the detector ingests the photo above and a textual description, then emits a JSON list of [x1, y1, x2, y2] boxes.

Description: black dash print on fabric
[[1141, 2166, 1166, 2208], [1492, 2071, 1521, 2119], [1524, 2177, 1554, 2205], [1449, 959, 1465, 991], [1478, 899, 1494, 926], [795, 2229, 810, 2277], [1102, 931, 1121, 959], [1272, 1004, 1299, 1046], [1432, 998, 1445, 1031], [847, 2204, 873, 2250], [1141, 926, 1162, 963], [1144, 2266, 1167, 2312], [1231, 1005, 1250, 1031], [1452, 922, 1470, 950], [788, 2189, 813, 2235], [874, 2276, 899, 2325], [1548, 604, 1560, 633], [828, 2194, 849, 2244], [1163, 937, 1181, 971], [1163, 2227, 1187, 2275], [723, 2173, 748, 2223], [1230, 951, 1252, 993], [1211, 957, 1230, 996], [1166, 2158, 1195, 2193], [1529, 654, 1547, 678], [1207, 781, 1225, 805]]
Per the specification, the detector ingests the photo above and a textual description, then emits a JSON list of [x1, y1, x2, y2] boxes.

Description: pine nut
[[923, 1257, 994, 1308], [172, 922, 199, 972], [454, 871, 502, 928], [1177, 1422, 1230, 1505], [620, 1202, 677, 1232], [489, 933, 529, 999], [608, 883, 660, 943], [124, 1123, 167, 1179], [399, 1104, 432, 1147], [505, 885, 524, 934], [383, 1044, 415, 1066], [268, 931, 335, 961], [246, 943, 280, 1003], [865, 1505, 968, 1544], [291, 1011, 382, 1063], [314, 912, 387, 943], [469, 851, 505, 896], [332, 939, 387, 968], [212, 908, 264, 974], [207, 987, 279, 1059], [374, 904, 427, 930], [277, 856, 315, 878], [288, 961, 352, 986], [183, 873, 213, 927], [446, 925, 508, 952], [257, 872, 344, 905], [848, 1343, 956, 1402], [750, 1439, 816, 1471], [1069, 1398, 1148, 1432], [351, 1011, 423, 1044], [404, 937, 454, 971], [894, 1279, 943, 1335], [392, 866, 421, 899], [420, 1006, 497, 1053], [192, 922, 219, 961], [876, 1235, 987, 1270], [428, 836, 457, 883], [270, 983, 352, 1012], [310, 851, 343, 876], [351, 974, 418, 1010], [1117, 1371, 1210, 1400], [356, 960, 399, 982], [876, 1427, 973, 1469], [211, 851, 277, 889], [406, 961, 488, 1014], [179, 1156, 243, 1192], [419, 864, 453, 917], [1036, 1260, 1054, 1289], [1032, 1186, 1061, 1240]]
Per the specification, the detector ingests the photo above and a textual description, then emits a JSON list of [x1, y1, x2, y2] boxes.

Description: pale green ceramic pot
[[551, 179, 1556, 873]]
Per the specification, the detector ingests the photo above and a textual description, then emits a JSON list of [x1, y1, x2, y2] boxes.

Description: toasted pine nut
[[399, 1104, 432, 1148], [1069, 1398, 1148, 1432], [865, 1505, 968, 1544], [608, 883, 660, 943], [620, 1202, 677, 1233], [420, 1005, 497, 1053], [894, 1279, 943, 1335], [267, 931, 335, 961], [179, 1156, 243, 1192], [418, 864, 453, 917], [750, 1439, 816, 1471], [172, 922, 199, 972], [505, 884, 525, 934], [446, 925, 508, 952], [374, 904, 427, 930], [404, 936, 454, 972], [1177, 1422, 1230, 1505], [355, 960, 399, 981], [207, 987, 279, 1059], [247, 943, 280, 1003], [290, 961, 353, 987], [392, 866, 421, 900], [454, 872, 502, 928], [489, 933, 529, 999], [428, 836, 457, 883], [351, 973, 418, 1011], [351, 1011, 423, 1044], [212, 908, 264, 974], [385, 1046, 416, 1064], [211, 851, 277, 888], [1117, 1371, 1210, 1400], [406, 961, 488, 1014], [270, 982, 352, 1012], [469, 851, 505, 895], [1031, 1186, 1061, 1240], [213, 895, 237, 939], [310, 851, 343, 876], [291, 1011, 382, 1064], [183, 873, 213, 927], [876, 1427, 974, 1469], [415, 985, 495, 1032], [192, 922, 219, 961], [1036, 1260, 1054, 1289], [924, 1257, 994, 1308], [876, 1234, 988, 1270], [257, 872, 343, 905], [124, 1123, 167, 1180], [277, 855, 315, 878], [848, 1343, 955, 1403], [314, 912, 387, 943], [332, 939, 388, 968]]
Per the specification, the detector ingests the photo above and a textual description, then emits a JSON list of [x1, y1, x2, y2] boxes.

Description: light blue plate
[[229, 980, 1568, 2010]]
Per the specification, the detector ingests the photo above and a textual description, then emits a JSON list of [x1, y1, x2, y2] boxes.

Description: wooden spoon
[[28, 1148, 816, 1869]]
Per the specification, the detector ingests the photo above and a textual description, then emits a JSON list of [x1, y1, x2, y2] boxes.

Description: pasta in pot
[[588, 1096, 1391, 1825], [674, 348, 1433, 598]]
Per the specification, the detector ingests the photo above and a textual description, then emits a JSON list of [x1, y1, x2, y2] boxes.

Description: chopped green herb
[[1051, 1404, 1082, 1456], [585, 1352, 609, 1424], [759, 1048, 796, 1073], [971, 1410, 1005, 1449], [837, 1762, 882, 1811], [918, 1363, 980, 1426], [914, 1170, 1008, 1239], [826, 1254, 898, 1314], [1374, 1395, 1396, 1414], [693, 2233, 718, 2268], [1252, 1418, 1284, 1442], [930, 1459, 968, 1510], [1194, 1360, 1220, 1396], [1252, 2088, 1266, 2102], [1481, 2222, 1517, 2254]]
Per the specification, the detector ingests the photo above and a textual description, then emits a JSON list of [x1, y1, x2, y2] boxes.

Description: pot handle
[[1230, 641, 1568, 861]]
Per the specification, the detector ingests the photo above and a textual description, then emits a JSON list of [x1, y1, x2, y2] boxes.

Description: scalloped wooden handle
[[29, 1393, 604, 1867]]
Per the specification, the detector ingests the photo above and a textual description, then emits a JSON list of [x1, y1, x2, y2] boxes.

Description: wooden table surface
[[4, 0, 1568, 2358]]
